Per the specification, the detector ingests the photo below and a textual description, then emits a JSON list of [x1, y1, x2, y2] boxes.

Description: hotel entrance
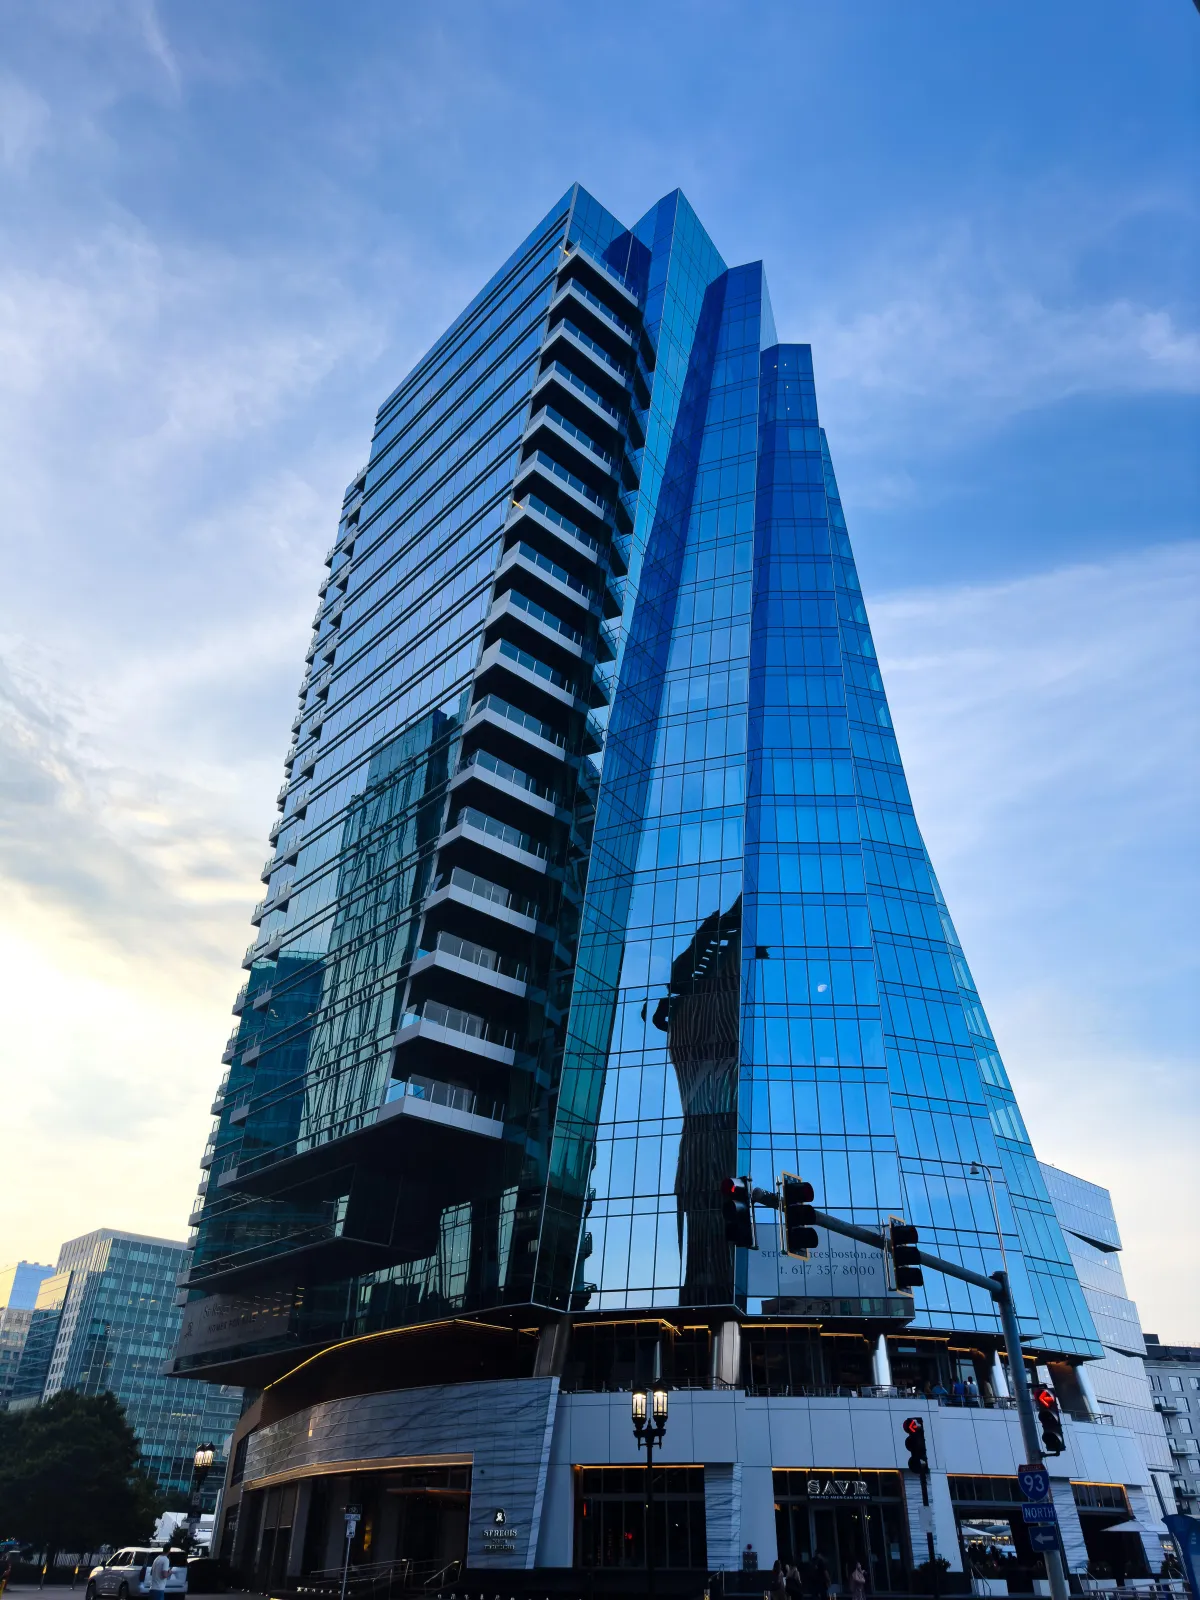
[[775, 1471, 909, 1593], [299, 1465, 470, 1580]]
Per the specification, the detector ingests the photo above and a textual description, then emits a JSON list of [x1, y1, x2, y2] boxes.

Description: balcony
[[551, 277, 637, 347], [486, 590, 585, 660], [466, 692, 570, 765], [541, 322, 632, 408], [523, 405, 618, 485], [451, 749, 565, 821], [449, 803, 548, 862], [558, 241, 642, 311], [531, 360, 625, 434], [377, 1074, 504, 1141], [499, 539, 600, 614], [515, 445, 613, 521], [424, 865, 543, 936], [393, 999, 519, 1070], [211, 1072, 230, 1115], [479, 637, 577, 708], [505, 493, 620, 585]]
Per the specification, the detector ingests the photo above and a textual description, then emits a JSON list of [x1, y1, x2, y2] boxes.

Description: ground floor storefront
[[218, 1379, 1165, 1589]]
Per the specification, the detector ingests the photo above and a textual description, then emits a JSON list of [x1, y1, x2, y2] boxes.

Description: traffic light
[[902, 1416, 928, 1472], [721, 1176, 757, 1250], [779, 1173, 819, 1257], [888, 1219, 924, 1291], [1034, 1385, 1066, 1455]]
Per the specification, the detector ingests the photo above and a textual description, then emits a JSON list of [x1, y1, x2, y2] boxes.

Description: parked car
[[184, 1557, 223, 1594], [86, 1549, 188, 1599]]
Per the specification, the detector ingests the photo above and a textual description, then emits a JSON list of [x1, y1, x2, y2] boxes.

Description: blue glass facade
[[176, 185, 1099, 1400], [28, 1232, 243, 1501]]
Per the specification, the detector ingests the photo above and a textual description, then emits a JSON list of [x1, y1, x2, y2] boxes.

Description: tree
[[0, 1392, 165, 1560]]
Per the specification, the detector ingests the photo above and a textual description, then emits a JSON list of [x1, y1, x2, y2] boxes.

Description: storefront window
[[774, 1470, 908, 1592], [574, 1466, 707, 1569]]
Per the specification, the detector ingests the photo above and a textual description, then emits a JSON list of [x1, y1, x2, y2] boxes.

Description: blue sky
[[0, 1, 1195, 1333]]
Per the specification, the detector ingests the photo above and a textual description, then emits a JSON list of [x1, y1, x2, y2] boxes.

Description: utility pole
[[748, 1191, 1070, 1600]]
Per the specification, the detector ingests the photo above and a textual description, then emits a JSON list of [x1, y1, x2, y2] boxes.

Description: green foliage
[[0, 1392, 165, 1558]]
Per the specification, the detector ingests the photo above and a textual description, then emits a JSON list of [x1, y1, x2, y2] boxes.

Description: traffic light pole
[[769, 1203, 1070, 1600]]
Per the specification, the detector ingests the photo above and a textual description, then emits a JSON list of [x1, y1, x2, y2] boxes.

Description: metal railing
[[470, 691, 566, 746], [497, 636, 572, 694], [530, 403, 616, 465], [556, 318, 632, 383], [519, 490, 606, 556], [383, 1074, 503, 1123], [514, 538, 597, 601], [422, 929, 528, 983], [440, 864, 539, 919], [503, 590, 584, 647], [397, 999, 518, 1052], [557, 275, 637, 340], [525, 446, 611, 511], [536, 358, 624, 421], [458, 746, 558, 804], [454, 803, 547, 859]]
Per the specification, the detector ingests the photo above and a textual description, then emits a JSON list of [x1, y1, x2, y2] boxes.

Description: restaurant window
[[774, 1470, 908, 1593], [574, 1466, 706, 1570]]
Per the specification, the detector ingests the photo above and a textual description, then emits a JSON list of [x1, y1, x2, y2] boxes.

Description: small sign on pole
[[1018, 1465, 1050, 1503]]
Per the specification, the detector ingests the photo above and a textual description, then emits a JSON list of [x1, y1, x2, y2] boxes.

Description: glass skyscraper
[[176, 187, 1153, 1591], [17, 1231, 243, 1503]]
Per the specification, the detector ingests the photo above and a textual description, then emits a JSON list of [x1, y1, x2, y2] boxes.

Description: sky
[[0, 0, 1196, 1336]]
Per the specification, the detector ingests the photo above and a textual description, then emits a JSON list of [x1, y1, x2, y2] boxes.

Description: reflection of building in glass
[[176, 186, 1160, 1589], [651, 898, 740, 1306], [19, 1231, 241, 1502]]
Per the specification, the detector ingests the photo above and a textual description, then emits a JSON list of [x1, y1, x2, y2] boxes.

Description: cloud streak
[[872, 541, 1200, 1334]]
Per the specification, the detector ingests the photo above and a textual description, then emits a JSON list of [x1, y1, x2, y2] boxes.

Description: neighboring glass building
[[17, 1230, 243, 1502], [175, 187, 1156, 1590], [0, 1261, 53, 1407]]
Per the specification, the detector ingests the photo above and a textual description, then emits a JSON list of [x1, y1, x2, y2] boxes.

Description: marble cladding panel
[[704, 1462, 743, 1572], [243, 1378, 559, 1570]]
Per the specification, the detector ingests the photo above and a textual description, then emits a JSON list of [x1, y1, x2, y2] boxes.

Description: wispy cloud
[[781, 195, 1200, 506], [872, 541, 1200, 1334]]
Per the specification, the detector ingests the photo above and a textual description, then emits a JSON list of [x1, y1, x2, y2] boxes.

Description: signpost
[[339, 1504, 361, 1600], [1018, 1464, 1061, 1555]]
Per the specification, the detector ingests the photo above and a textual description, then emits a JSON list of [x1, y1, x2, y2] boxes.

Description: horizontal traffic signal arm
[[797, 1205, 1001, 1298]]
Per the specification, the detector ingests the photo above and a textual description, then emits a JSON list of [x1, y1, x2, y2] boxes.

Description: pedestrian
[[811, 1550, 831, 1600], [786, 1563, 805, 1599], [849, 1559, 868, 1600], [932, 1379, 948, 1400], [149, 1546, 173, 1600], [982, 1378, 995, 1404], [951, 1377, 966, 1405], [771, 1557, 788, 1595], [964, 1376, 979, 1405]]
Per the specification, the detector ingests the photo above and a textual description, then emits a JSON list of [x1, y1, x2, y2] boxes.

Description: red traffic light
[[903, 1416, 923, 1436], [1035, 1386, 1059, 1411]]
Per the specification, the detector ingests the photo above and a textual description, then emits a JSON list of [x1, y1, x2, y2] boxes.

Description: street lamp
[[189, 1445, 217, 1542], [632, 1389, 668, 1595]]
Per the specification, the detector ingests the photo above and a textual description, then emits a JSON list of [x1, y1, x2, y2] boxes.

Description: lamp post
[[189, 1445, 216, 1543], [632, 1388, 668, 1597]]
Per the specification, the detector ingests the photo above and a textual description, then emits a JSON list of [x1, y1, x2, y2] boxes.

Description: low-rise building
[[1040, 1164, 1178, 1575], [1142, 1336, 1200, 1517]]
